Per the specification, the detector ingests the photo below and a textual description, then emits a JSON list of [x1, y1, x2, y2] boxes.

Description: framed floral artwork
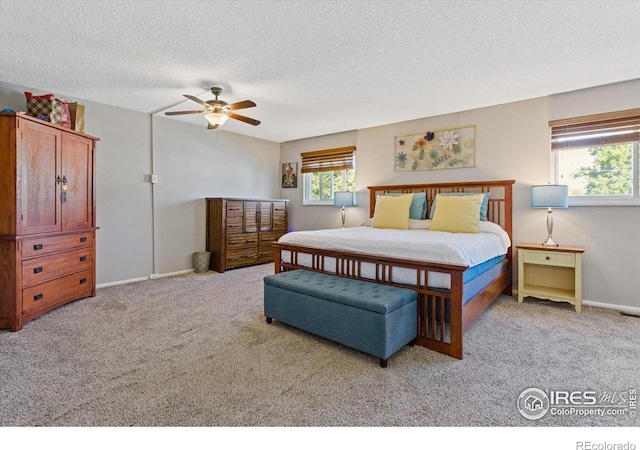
[[394, 125, 476, 171]]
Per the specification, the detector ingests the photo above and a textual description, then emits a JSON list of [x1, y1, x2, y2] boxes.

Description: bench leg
[[379, 358, 388, 368], [266, 317, 272, 324]]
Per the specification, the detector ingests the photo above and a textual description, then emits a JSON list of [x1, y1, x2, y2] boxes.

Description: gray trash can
[[193, 252, 211, 273]]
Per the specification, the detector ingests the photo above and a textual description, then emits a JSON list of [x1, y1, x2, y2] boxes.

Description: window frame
[[302, 169, 353, 206], [550, 109, 640, 207]]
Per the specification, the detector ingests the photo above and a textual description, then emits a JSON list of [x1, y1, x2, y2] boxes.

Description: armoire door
[[61, 133, 93, 230], [18, 119, 61, 235]]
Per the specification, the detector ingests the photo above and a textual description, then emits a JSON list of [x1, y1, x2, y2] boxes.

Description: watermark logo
[[517, 387, 637, 421], [517, 387, 550, 420]]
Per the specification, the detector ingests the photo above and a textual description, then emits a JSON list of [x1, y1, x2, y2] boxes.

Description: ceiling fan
[[165, 87, 260, 129]]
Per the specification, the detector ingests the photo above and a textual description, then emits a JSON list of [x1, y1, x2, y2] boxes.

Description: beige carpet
[[0, 263, 638, 427]]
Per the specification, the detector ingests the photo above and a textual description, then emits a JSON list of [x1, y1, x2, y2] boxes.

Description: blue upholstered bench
[[263, 270, 417, 367]]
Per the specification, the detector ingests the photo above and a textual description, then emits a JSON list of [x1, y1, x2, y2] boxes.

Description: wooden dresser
[[206, 198, 289, 272], [0, 113, 99, 331]]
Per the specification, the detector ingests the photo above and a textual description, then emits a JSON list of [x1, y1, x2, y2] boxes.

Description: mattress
[[277, 220, 511, 290]]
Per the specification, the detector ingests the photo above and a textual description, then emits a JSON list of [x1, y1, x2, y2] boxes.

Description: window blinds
[[300, 146, 356, 173], [549, 108, 640, 151]]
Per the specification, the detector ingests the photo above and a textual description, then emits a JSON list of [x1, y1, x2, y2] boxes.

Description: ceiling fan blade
[[227, 100, 256, 111], [183, 94, 210, 108], [226, 111, 260, 126], [165, 110, 205, 116]]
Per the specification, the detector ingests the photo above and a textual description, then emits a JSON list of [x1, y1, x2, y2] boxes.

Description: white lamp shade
[[531, 184, 568, 208], [204, 112, 229, 127], [334, 191, 355, 207]]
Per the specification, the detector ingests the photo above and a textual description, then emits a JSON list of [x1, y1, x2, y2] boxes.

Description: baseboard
[[512, 288, 640, 315], [97, 269, 196, 289], [155, 269, 195, 279], [582, 300, 640, 315]]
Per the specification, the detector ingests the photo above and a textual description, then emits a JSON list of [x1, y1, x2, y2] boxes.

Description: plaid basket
[[24, 92, 71, 128]]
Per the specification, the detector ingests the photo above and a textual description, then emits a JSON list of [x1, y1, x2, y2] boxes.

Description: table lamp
[[333, 191, 355, 228], [531, 184, 568, 247]]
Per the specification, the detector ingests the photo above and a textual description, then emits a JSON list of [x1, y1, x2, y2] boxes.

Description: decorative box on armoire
[[0, 113, 99, 331], [206, 198, 289, 272]]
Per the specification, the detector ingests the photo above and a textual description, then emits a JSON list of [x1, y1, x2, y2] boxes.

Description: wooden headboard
[[367, 179, 515, 243]]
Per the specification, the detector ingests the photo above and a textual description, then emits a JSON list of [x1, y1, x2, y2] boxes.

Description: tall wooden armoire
[[0, 113, 99, 331]]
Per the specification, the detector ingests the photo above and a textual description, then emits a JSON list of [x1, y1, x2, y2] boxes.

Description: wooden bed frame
[[272, 180, 515, 359]]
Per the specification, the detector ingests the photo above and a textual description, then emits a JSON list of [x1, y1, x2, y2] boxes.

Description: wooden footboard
[[273, 243, 476, 359]]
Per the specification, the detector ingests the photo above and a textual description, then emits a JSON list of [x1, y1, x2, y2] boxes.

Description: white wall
[[280, 80, 640, 310], [152, 116, 280, 274], [0, 81, 280, 284]]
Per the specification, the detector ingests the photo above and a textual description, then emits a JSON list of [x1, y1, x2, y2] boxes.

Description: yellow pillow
[[429, 194, 482, 233], [372, 193, 414, 230]]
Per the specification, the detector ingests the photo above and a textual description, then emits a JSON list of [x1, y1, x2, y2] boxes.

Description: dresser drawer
[[272, 218, 286, 231], [226, 217, 244, 234], [226, 249, 258, 268], [273, 202, 287, 214], [522, 250, 575, 267], [22, 232, 94, 259], [258, 250, 275, 263], [226, 233, 258, 250], [22, 247, 94, 288], [22, 268, 94, 315], [226, 201, 244, 217], [259, 232, 284, 250]]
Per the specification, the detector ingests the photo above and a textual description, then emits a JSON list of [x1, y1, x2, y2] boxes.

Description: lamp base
[[542, 209, 559, 246]]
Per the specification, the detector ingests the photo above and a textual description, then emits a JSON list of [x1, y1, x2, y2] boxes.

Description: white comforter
[[278, 220, 511, 267]]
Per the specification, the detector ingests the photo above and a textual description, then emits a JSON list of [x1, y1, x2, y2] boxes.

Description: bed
[[272, 180, 515, 359]]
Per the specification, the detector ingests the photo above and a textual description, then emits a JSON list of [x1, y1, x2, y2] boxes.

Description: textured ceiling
[[1, 0, 639, 143]]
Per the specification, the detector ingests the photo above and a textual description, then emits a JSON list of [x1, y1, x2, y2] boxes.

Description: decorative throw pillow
[[429, 195, 482, 233], [429, 192, 491, 221], [380, 192, 427, 219], [372, 193, 414, 230]]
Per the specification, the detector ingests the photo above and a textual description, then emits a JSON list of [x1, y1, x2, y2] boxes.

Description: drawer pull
[[33, 244, 43, 251], [80, 237, 87, 243], [245, 239, 257, 243], [546, 256, 550, 260], [33, 266, 43, 274], [229, 240, 240, 244], [80, 278, 87, 284], [34, 293, 43, 301], [80, 256, 87, 262]]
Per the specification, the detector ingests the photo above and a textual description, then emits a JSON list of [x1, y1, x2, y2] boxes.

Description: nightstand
[[516, 243, 586, 313]]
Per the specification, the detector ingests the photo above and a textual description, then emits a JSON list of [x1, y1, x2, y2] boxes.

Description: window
[[301, 146, 356, 205], [551, 109, 640, 206]]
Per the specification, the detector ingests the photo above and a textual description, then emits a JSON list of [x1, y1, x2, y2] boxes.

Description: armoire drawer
[[22, 268, 94, 315], [22, 246, 94, 288], [22, 232, 94, 259]]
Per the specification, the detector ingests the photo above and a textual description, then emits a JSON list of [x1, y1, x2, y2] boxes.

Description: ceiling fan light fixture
[[204, 112, 229, 128]]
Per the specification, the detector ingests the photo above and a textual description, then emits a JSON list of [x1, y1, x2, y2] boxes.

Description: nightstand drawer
[[523, 250, 575, 267]]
